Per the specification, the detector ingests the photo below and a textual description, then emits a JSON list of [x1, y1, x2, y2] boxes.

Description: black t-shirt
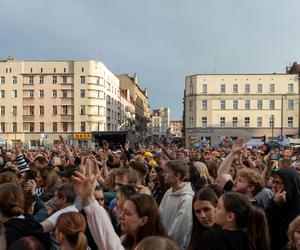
[[223, 179, 234, 192], [196, 228, 249, 250]]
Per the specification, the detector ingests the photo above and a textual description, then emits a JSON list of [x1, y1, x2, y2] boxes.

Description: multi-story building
[[170, 120, 182, 137], [0, 57, 120, 148], [150, 107, 171, 137], [117, 73, 150, 140], [119, 89, 135, 130], [184, 72, 299, 146]]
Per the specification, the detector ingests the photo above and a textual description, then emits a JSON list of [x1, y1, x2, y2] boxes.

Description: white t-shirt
[[47, 204, 78, 226]]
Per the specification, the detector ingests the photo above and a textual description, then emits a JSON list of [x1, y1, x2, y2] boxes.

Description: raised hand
[[231, 138, 244, 154]]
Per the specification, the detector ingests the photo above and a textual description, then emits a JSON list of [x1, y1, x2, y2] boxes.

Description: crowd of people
[[0, 135, 300, 250]]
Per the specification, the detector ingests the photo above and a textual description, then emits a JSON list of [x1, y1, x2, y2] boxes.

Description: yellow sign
[[73, 133, 92, 139]]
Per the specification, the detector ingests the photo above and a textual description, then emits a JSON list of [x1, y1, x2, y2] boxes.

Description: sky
[[1, 0, 300, 119]]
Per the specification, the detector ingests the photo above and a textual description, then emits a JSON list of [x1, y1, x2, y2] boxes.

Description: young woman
[[187, 188, 218, 250], [55, 212, 87, 250], [0, 183, 50, 249], [120, 193, 167, 249], [147, 166, 167, 205], [198, 192, 270, 250], [135, 236, 180, 250], [35, 167, 58, 202], [286, 215, 300, 250]]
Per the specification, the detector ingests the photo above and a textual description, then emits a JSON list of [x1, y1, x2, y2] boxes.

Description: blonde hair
[[193, 161, 210, 178], [288, 215, 300, 250], [135, 236, 179, 250], [56, 212, 87, 250]]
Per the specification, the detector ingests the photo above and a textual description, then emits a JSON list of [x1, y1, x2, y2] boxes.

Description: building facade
[[184, 73, 299, 146], [0, 57, 120, 148], [150, 107, 171, 137], [170, 120, 182, 137], [117, 73, 150, 140]]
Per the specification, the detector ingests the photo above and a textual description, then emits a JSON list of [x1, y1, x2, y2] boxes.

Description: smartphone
[[269, 153, 280, 161]]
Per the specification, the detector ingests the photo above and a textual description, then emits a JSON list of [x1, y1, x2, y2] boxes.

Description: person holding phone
[[266, 168, 300, 250]]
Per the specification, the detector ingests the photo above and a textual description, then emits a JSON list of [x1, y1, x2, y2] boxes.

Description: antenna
[[214, 58, 217, 73]]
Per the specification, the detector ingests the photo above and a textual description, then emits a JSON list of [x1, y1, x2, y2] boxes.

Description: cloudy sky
[[1, 0, 300, 119]]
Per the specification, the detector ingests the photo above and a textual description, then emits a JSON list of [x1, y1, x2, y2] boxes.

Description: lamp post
[[271, 114, 274, 141]]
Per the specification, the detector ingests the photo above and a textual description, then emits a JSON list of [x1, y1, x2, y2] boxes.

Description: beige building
[[119, 89, 135, 131], [184, 73, 299, 146], [117, 73, 150, 140], [0, 57, 120, 148], [170, 120, 182, 137], [149, 107, 170, 137]]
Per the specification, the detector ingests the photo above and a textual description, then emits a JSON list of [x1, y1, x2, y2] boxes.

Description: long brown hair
[[122, 194, 167, 249], [222, 192, 270, 250], [56, 212, 87, 250], [287, 215, 300, 250], [38, 167, 57, 190], [0, 183, 24, 218], [188, 188, 218, 250]]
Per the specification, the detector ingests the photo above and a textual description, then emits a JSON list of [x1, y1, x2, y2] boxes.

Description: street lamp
[[271, 114, 274, 141]]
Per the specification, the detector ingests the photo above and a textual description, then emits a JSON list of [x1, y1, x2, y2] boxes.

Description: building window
[[82, 67, 84, 72], [12, 106, 17, 116], [12, 76, 17, 84], [63, 76, 67, 83], [40, 122, 44, 132], [288, 117, 293, 128], [201, 117, 207, 128], [40, 106, 44, 115], [53, 122, 57, 132], [189, 100, 193, 111], [257, 117, 262, 127], [53, 68, 56, 73], [190, 82, 193, 94], [53, 76, 57, 84], [80, 105, 85, 115], [29, 106, 34, 115], [81, 122, 86, 132], [80, 90, 85, 98], [64, 68, 66, 73], [97, 77, 100, 84], [0, 123, 5, 132], [62, 122, 68, 132], [288, 100, 294, 110], [245, 84, 250, 93], [29, 90, 34, 98], [0, 106, 5, 116], [270, 84, 275, 93], [257, 100, 263, 110], [232, 117, 238, 128], [233, 100, 238, 110], [245, 117, 250, 128], [220, 117, 225, 127], [53, 106, 57, 115], [29, 122, 34, 132], [29, 76, 34, 84], [0, 77, 5, 84], [12, 90, 17, 98], [270, 100, 275, 110], [81, 76, 85, 84], [62, 106, 68, 115], [288, 84, 294, 93], [245, 100, 250, 110], [189, 117, 194, 126], [52, 90, 57, 98], [220, 84, 226, 93], [233, 84, 238, 93], [13, 122, 17, 133], [62, 90, 68, 98], [220, 100, 226, 110], [40, 68, 43, 73], [269, 116, 274, 128], [257, 84, 262, 93], [202, 84, 207, 93], [202, 100, 207, 110], [39, 90, 44, 98], [39, 76, 44, 84], [0, 91, 4, 98]]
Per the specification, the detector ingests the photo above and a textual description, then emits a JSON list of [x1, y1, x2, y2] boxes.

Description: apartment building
[[150, 107, 171, 137], [117, 73, 150, 139], [0, 57, 120, 148], [184, 73, 299, 146], [170, 120, 182, 137], [119, 89, 135, 131]]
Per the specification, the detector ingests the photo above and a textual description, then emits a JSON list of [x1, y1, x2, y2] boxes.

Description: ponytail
[[247, 206, 270, 250], [74, 231, 87, 250]]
